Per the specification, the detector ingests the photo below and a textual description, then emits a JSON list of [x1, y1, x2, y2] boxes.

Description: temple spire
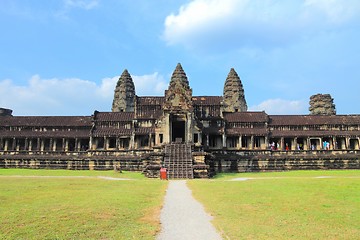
[[169, 63, 190, 87], [164, 63, 193, 112], [112, 69, 136, 112], [223, 68, 247, 112]]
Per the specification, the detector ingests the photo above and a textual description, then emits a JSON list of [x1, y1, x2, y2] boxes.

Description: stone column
[[250, 136, 254, 150], [25, 138, 29, 151], [4, 139, 9, 151], [222, 134, 226, 148], [116, 137, 120, 150], [293, 137, 298, 150], [49, 138, 53, 151], [149, 134, 152, 147], [12, 138, 16, 151], [187, 113, 192, 143], [52, 139, 57, 151], [0, 138, 3, 150], [164, 114, 170, 144], [37, 138, 41, 151], [89, 137, 93, 150], [77, 138, 81, 151], [130, 133, 135, 150], [28, 139, 32, 151], [65, 139, 69, 151], [239, 136, 242, 149], [104, 137, 108, 150], [280, 137, 284, 151], [346, 137, 350, 150], [264, 136, 268, 150], [333, 137, 337, 150], [40, 139, 45, 152], [306, 137, 310, 150], [319, 138, 323, 150]]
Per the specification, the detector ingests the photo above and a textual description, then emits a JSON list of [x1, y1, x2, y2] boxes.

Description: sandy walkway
[[157, 180, 222, 240]]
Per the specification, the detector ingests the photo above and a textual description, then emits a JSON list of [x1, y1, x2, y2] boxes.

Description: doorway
[[172, 121, 185, 143]]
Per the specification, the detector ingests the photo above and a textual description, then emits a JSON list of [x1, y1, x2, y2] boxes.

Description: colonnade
[[0, 137, 89, 152], [203, 134, 360, 151]]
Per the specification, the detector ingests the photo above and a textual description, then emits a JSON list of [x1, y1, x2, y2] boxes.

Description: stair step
[[164, 143, 194, 179]]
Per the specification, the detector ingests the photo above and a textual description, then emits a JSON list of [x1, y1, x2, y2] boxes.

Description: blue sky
[[1, 0, 359, 116]]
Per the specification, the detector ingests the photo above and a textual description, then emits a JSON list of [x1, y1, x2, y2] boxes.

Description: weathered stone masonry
[[1, 64, 360, 177]]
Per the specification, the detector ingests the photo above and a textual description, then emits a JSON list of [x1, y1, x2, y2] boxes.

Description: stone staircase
[[164, 143, 193, 179]]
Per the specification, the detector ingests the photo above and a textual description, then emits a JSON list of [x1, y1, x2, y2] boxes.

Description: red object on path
[[160, 167, 167, 180]]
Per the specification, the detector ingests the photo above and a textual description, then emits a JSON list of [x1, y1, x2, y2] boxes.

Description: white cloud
[[0, 72, 168, 116], [133, 72, 168, 96], [64, 0, 99, 10], [249, 99, 307, 115], [163, 0, 360, 50], [304, 0, 360, 23]]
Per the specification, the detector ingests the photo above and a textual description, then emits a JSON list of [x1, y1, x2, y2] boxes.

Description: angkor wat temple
[[1, 63, 360, 178]]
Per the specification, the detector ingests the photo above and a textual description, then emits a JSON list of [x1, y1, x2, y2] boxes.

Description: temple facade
[[1, 64, 360, 178]]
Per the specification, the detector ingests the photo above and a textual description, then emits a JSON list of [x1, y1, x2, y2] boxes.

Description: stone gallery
[[1, 63, 360, 178]]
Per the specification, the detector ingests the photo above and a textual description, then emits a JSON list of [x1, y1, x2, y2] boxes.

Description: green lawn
[[2, 169, 359, 239], [0, 168, 144, 179], [188, 170, 360, 240], [0, 169, 167, 239]]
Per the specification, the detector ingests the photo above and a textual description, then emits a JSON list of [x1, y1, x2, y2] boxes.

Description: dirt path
[[157, 180, 222, 240]]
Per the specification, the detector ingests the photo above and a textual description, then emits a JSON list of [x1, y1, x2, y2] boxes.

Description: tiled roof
[[92, 127, 132, 137], [226, 128, 268, 136], [0, 130, 90, 138], [94, 112, 134, 122], [224, 112, 268, 123], [135, 127, 155, 135], [192, 96, 222, 105], [0, 116, 92, 127], [203, 127, 224, 134], [269, 115, 360, 126], [271, 130, 360, 137]]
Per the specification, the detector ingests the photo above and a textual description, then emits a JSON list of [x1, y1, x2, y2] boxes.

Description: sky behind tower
[[0, 0, 359, 115]]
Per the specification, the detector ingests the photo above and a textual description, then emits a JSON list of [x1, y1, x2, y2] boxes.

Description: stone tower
[[309, 94, 336, 115], [161, 63, 194, 144], [0, 108, 12, 116], [163, 63, 193, 112], [223, 68, 247, 112], [112, 69, 136, 112]]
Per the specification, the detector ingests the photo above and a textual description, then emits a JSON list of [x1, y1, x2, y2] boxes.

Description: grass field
[[0, 169, 167, 239], [188, 170, 360, 240], [1, 169, 359, 239]]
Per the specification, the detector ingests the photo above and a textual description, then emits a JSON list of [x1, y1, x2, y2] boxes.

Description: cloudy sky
[[1, 0, 359, 116]]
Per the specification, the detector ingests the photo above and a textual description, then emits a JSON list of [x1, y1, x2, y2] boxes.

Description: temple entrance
[[172, 120, 185, 143]]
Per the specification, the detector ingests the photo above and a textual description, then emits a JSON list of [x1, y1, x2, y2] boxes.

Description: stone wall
[[212, 151, 360, 172], [0, 152, 144, 171], [2, 149, 360, 176]]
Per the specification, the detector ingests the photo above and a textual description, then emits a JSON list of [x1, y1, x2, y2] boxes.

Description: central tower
[[163, 63, 194, 143]]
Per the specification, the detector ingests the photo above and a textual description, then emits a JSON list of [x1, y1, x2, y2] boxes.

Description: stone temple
[[1, 63, 360, 178]]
